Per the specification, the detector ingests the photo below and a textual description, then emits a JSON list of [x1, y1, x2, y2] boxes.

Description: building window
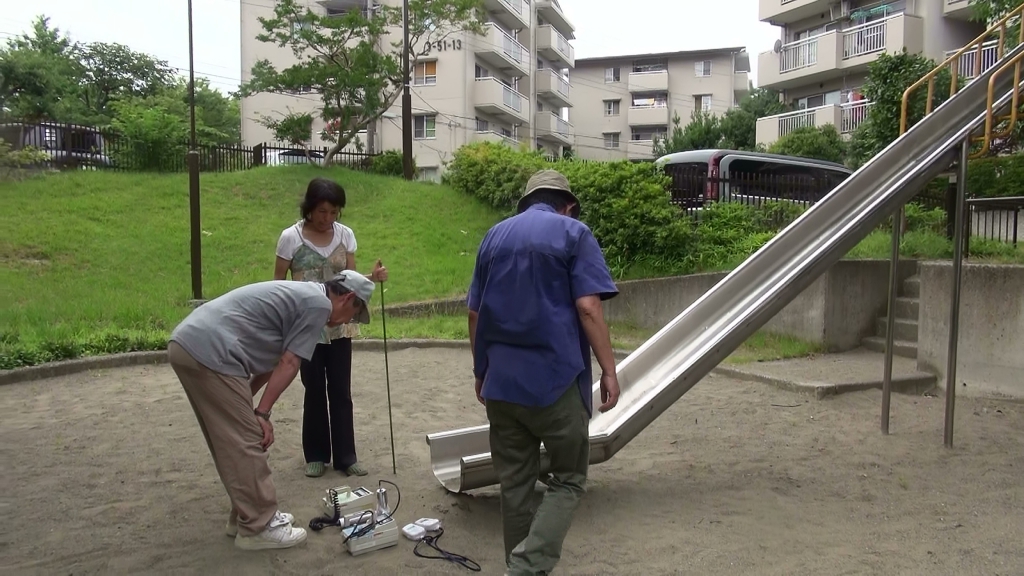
[[695, 94, 712, 112], [632, 93, 667, 108], [537, 58, 545, 71], [695, 60, 712, 77], [604, 67, 620, 83], [537, 101, 544, 112], [604, 100, 620, 116], [632, 58, 667, 73], [414, 115, 436, 139], [413, 61, 437, 86], [631, 127, 667, 141], [604, 133, 620, 148], [796, 90, 842, 109], [475, 64, 490, 79], [475, 117, 489, 132]]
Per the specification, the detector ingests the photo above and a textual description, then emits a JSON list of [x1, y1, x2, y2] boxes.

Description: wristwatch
[[254, 408, 272, 421]]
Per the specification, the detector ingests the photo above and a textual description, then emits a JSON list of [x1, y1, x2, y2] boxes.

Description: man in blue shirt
[[468, 169, 620, 575]]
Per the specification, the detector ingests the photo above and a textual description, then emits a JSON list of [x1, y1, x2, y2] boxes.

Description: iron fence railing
[[965, 196, 1024, 255], [1, 120, 379, 174]]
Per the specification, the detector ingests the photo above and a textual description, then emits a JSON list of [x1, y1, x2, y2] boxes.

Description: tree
[[79, 42, 176, 121], [768, 125, 847, 164], [258, 110, 314, 156], [239, 0, 486, 164], [0, 16, 83, 121], [847, 50, 952, 167], [720, 87, 787, 151], [653, 110, 723, 156], [971, 1, 1019, 47]]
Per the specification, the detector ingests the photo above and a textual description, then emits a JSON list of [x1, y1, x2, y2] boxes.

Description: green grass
[[359, 316, 821, 365], [0, 166, 501, 356]]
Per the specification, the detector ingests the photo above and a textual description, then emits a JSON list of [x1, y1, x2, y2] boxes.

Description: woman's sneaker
[[234, 511, 306, 550]]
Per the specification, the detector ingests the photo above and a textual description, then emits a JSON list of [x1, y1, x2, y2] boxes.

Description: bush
[[371, 150, 411, 177], [0, 329, 168, 370], [445, 142, 694, 273], [964, 153, 1024, 198], [0, 138, 48, 181], [768, 125, 847, 164]]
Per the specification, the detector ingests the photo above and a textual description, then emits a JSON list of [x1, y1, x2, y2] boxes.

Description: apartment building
[[570, 48, 752, 161], [239, 0, 578, 181], [755, 0, 986, 146]]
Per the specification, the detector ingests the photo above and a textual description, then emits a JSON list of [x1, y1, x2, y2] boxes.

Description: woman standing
[[274, 177, 387, 478]]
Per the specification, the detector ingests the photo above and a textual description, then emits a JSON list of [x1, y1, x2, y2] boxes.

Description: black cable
[[413, 527, 482, 572], [342, 479, 402, 543], [309, 488, 342, 532]]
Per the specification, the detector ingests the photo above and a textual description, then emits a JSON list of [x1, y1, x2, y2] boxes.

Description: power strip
[[344, 516, 399, 556]]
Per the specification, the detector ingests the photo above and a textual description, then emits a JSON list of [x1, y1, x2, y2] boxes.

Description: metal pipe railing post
[[881, 204, 901, 435], [944, 138, 970, 448]]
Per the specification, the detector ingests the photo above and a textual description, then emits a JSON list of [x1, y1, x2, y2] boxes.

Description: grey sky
[[1, 0, 781, 93]]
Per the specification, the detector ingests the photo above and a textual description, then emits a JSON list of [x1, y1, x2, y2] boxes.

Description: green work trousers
[[486, 384, 590, 576]]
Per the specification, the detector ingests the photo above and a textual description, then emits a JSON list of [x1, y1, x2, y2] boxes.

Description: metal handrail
[[977, 43, 1024, 156], [900, 1, 1024, 136]]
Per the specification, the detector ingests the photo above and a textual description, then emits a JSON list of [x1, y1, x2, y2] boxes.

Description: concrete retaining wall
[[601, 259, 918, 352], [917, 262, 1024, 398]]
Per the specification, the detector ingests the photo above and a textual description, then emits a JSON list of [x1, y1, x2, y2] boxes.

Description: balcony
[[628, 70, 669, 93], [945, 40, 1000, 81], [628, 104, 670, 126], [536, 0, 575, 38], [759, 0, 832, 25], [758, 14, 924, 90], [944, 0, 974, 19], [754, 100, 873, 146], [536, 111, 573, 145], [482, 0, 530, 30], [536, 69, 572, 108], [473, 77, 530, 124], [536, 25, 574, 68], [627, 140, 655, 160], [475, 130, 520, 147], [475, 23, 531, 76]]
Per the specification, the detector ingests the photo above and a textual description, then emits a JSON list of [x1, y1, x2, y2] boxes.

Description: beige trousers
[[167, 342, 278, 536]]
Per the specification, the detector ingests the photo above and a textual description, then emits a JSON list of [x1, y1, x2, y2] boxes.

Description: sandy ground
[[3, 347, 1024, 576]]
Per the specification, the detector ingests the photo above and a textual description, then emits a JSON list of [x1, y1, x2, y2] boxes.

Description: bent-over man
[[167, 272, 375, 550], [468, 169, 621, 575]]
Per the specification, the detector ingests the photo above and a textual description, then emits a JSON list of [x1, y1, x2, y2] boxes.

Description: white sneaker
[[226, 508, 294, 537], [233, 512, 306, 550]]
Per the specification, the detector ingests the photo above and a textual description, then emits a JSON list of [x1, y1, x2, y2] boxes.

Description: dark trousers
[[300, 337, 357, 470], [486, 385, 590, 576]]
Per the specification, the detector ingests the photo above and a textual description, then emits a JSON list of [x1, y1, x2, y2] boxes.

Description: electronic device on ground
[[344, 515, 399, 556]]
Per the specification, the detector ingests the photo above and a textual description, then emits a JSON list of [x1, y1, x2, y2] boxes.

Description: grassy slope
[[0, 166, 501, 348]]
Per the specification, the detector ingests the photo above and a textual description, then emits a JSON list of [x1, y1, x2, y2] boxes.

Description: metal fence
[[0, 120, 378, 173], [964, 196, 1023, 256], [663, 165, 836, 219]]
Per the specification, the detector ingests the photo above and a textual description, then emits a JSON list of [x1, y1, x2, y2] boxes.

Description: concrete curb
[[0, 339, 639, 387], [713, 365, 937, 400], [3, 341, 928, 401]]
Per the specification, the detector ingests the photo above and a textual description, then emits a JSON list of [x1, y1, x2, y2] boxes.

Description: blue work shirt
[[468, 203, 618, 418]]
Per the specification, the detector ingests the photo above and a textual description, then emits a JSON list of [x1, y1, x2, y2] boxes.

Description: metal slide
[[425, 43, 1024, 493]]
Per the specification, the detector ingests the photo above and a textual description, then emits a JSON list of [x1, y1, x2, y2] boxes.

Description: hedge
[[443, 142, 695, 271]]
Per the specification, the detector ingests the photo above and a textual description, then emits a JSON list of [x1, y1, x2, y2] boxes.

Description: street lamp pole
[[401, 0, 414, 180], [186, 0, 203, 302]]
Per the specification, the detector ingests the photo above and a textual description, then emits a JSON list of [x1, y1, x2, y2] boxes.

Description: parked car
[[263, 148, 325, 166], [655, 149, 852, 210], [0, 121, 113, 169]]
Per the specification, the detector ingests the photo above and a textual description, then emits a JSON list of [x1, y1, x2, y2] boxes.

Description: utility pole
[[186, 0, 203, 303], [401, 0, 414, 180]]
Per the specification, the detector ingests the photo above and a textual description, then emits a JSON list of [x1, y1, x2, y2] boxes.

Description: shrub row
[[0, 329, 168, 371]]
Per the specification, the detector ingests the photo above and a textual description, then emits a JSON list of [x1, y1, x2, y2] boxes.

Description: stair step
[[893, 297, 919, 320], [875, 317, 919, 342], [903, 276, 920, 298], [862, 336, 918, 359]]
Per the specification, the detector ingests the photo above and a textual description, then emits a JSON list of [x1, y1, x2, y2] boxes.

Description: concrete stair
[[861, 275, 920, 359]]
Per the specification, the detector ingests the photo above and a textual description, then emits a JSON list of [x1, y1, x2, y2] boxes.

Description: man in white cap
[[468, 169, 620, 575], [167, 272, 375, 550]]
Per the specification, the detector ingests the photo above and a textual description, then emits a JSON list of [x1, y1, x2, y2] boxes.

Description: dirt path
[[2, 347, 1024, 575]]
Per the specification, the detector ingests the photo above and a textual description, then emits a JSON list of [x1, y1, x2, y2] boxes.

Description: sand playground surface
[[3, 347, 1024, 575]]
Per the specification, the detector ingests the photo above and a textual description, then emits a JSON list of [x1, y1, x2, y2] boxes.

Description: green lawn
[[3, 166, 1021, 370], [0, 166, 501, 361]]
